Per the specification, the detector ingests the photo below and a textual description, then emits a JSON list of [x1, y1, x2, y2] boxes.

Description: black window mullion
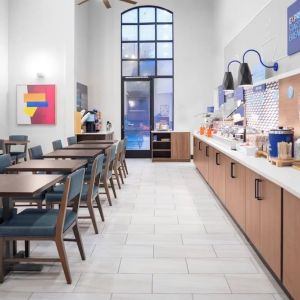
[[137, 7, 140, 76], [155, 8, 158, 76]]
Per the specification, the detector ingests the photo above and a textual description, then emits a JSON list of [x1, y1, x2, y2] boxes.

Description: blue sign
[[218, 86, 225, 107], [288, 0, 300, 55], [234, 87, 244, 101], [253, 84, 267, 93]]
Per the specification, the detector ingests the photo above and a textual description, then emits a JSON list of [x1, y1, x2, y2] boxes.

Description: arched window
[[121, 6, 174, 156]]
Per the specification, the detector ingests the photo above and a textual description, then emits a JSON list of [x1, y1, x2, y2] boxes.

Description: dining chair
[[121, 137, 129, 176], [52, 140, 63, 151], [0, 154, 12, 174], [28, 145, 44, 160], [0, 168, 86, 284], [0, 140, 4, 155], [113, 141, 124, 189], [8, 135, 28, 163], [45, 155, 105, 234], [67, 136, 77, 146]]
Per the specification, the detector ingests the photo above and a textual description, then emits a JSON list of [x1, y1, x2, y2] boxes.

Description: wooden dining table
[[63, 144, 111, 151], [0, 174, 65, 274], [43, 149, 102, 160], [6, 159, 88, 173], [78, 140, 118, 144], [3, 140, 30, 154]]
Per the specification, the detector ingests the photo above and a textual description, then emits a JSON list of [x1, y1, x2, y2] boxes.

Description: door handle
[[255, 179, 263, 200], [206, 146, 209, 157], [199, 142, 202, 151], [216, 153, 220, 165], [230, 162, 236, 178]]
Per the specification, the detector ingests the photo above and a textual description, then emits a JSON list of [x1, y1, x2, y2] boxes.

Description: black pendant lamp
[[222, 60, 241, 91], [238, 49, 279, 86]]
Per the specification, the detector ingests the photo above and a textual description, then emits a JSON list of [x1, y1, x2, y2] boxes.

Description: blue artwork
[[288, 0, 300, 55]]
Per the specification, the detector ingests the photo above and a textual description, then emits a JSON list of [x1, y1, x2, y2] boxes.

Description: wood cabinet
[[245, 169, 282, 278], [171, 132, 190, 161], [199, 141, 209, 181], [225, 158, 246, 230], [283, 191, 300, 300], [208, 146, 215, 187], [213, 151, 226, 204]]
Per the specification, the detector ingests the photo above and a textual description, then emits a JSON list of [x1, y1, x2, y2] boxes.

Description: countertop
[[77, 131, 114, 135], [194, 132, 300, 199]]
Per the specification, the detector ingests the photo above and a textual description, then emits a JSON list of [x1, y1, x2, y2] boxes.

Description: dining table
[[6, 159, 88, 174], [63, 144, 111, 151], [2, 140, 30, 154], [43, 149, 102, 160], [0, 174, 65, 274], [78, 140, 118, 144]]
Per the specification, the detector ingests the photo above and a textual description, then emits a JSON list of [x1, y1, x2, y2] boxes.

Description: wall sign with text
[[288, 0, 300, 55]]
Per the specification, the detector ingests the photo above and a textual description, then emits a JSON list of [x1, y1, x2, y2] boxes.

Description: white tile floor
[[0, 159, 289, 299]]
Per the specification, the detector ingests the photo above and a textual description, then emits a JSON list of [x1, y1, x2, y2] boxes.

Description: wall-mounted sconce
[[238, 49, 279, 86], [222, 60, 241, 91], [36, 72, 45, 79]]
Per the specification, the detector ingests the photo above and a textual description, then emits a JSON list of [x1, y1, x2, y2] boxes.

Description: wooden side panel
[[279, 74, 300, 138], [171, 132, 190, 161], [214, 152, 226, 204], [245, 169, 261, 250], [283, 191, 300, 299]]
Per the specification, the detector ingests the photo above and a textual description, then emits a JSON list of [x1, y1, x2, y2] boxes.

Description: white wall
[[0, 0, 8, 137], [87, 0, 215, 139], [224, 0, 300, 81], [213, 0, 272, 88], [8, 0, 76, 152]]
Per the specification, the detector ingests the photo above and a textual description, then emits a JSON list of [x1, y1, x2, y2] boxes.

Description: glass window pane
[[157, 9, 172, 23], [122, 61, 138, 76], [157, 24, 172, 40], [157, 60, 173, 76], [157, 42, 173, 58], [140, 60, 155, 76], [140, 43, 155, 59], [122, 43, 138, 59], [122, 25, 138, 41], [154, 78, 173, 130], [139, 25, 155, 41], [122, 9, 138, 23], [139, 7, 155, 23]]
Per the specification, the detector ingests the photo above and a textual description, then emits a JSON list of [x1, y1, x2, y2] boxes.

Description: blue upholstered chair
[[122, 137, 129, 176], [52, 140, 63, 151], [45, 155, 105, 233], [8, 135, 28, 163], [67, 136, 77, 146], [28, 145, 44, 160], [0, 154, 12, 174], [0, 168, 86, 284]]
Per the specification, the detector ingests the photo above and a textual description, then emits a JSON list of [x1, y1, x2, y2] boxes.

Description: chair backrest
[[115, 141, 124, 167], [9, 135, 28, 141], [56, 168, 85, 237], [28, 145, 43, 160], [109, 144, 117, 173], [52, 140, 63, 151], [122, 138, 127, 161], [0, 140, 4, 154], [67, 136, 77, 146], [0, 154, 12, 174], [101, 147, 112, 180]]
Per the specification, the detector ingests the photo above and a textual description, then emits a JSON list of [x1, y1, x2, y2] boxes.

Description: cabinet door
[[259, 178, 282, 279], [193, 137, 198, 168], [208, 146, 215, 187], [213, 152, 226, 204], [171, 132, 190, 161], [245, 169, 261, 250], [225, 159, 246, 230], [283, 190, 300, 299], [201, 143, 209, 181]]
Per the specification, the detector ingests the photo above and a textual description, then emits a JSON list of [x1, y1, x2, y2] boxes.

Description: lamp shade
[[222, 72, 234, 91], [238, 63, 253, 86]]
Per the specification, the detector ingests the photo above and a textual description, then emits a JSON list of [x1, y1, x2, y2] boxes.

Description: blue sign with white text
[[288, 0, 300, 55]]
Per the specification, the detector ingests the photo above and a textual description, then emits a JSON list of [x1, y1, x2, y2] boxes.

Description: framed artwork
[[17, 84, 56, 125], [76, 82, 88, 112]]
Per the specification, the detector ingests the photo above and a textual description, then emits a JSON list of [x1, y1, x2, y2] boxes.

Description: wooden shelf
[[153, 149, 171, 152]]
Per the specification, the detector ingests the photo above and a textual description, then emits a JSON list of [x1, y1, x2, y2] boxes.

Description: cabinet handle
[[255, 179, 263, 200], [206, 146, 209, 157], [216, 152, 220, 165], [199, 142, 202, 151], [230, 162, 236, 178]]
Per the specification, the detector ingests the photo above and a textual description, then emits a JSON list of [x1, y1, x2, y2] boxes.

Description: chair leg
[[87, 202, 98, 234], [110, 178, 117, 199], [95, 195, 105, 222], [0, 238, 5, 283], [114, 169, 121, 189], [72, 224, 86, 261], [104, 181, 112, 206], [118, 167, 124, 184], [25, 240, 30, 258], [124, 159, 129, 175], [121, 162, 127, 178], [55, 237, 72, 284]]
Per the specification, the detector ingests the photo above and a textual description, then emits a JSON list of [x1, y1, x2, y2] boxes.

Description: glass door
[[122, 78, 154, 158]]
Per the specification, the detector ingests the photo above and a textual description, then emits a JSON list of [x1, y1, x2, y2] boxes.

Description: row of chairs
[[0, 136, 129, 284]]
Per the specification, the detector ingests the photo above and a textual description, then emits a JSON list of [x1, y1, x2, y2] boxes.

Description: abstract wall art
[[17, 84, 56, 125]]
